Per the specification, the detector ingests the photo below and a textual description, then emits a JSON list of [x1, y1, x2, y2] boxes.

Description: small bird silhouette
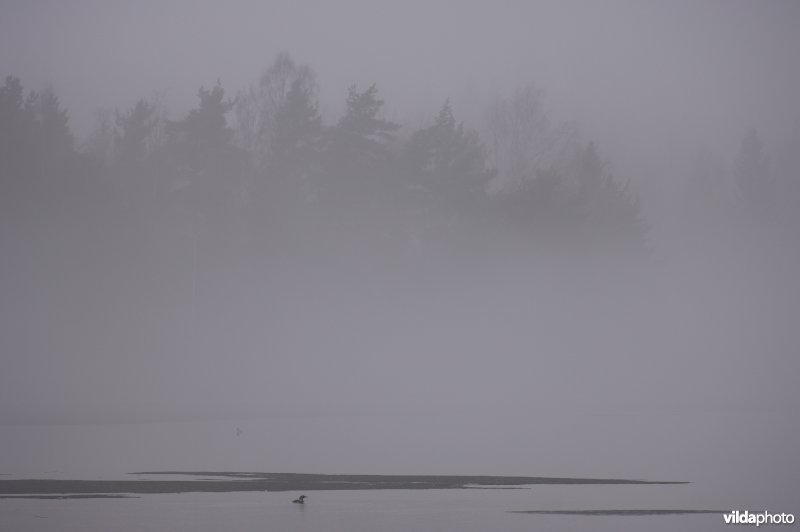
[[292, 495, 307, 504]]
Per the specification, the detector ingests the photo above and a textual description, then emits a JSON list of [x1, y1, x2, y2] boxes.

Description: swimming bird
[[292, 495, 307, 504]]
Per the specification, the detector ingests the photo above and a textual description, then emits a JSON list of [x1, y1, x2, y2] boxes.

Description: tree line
[[3, 52, 796, 280]]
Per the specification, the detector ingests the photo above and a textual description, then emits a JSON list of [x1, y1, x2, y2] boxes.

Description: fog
[[1, 0, 798, 508]]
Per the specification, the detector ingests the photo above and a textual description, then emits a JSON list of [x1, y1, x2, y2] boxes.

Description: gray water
[[1, 412, 797, 531], [1, 487, 731, 532]]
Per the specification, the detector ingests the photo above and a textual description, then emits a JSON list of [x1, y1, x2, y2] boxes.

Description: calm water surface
[[1, 413, 796, 531], [1, 485, 732, 532]]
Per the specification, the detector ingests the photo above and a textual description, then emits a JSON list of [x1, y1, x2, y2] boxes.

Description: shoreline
[[0, 471, 688, 498]]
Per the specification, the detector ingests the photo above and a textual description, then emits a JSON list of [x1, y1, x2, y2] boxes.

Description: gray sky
[[2, 0, 799, 179]]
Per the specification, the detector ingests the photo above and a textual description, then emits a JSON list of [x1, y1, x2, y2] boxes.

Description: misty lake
[[1, 484, 731, 532], [1, 411, 796, 531], [3, 1, 800, 530]]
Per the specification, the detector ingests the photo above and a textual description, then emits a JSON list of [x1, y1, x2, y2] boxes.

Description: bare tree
[[234, 52, 318, 167], [485, 84, 579, 192]]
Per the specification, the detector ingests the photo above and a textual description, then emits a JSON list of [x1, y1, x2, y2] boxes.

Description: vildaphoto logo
[[724, 510, 795, 526]]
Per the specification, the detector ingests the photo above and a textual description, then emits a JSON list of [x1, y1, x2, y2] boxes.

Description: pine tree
[[272, 77, 322, 167], [32, 86, 74, 160], [162, 81, 239, 213], [115, 99, 158, 169], [168, 82, 235, 164], [0, 76, 36, 176], [574, 142, 649, 255], [328, 83, 399, 171], [405, 100, 490, 205]]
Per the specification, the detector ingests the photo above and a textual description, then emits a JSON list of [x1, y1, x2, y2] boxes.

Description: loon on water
[[292, 495, 307, 504]]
